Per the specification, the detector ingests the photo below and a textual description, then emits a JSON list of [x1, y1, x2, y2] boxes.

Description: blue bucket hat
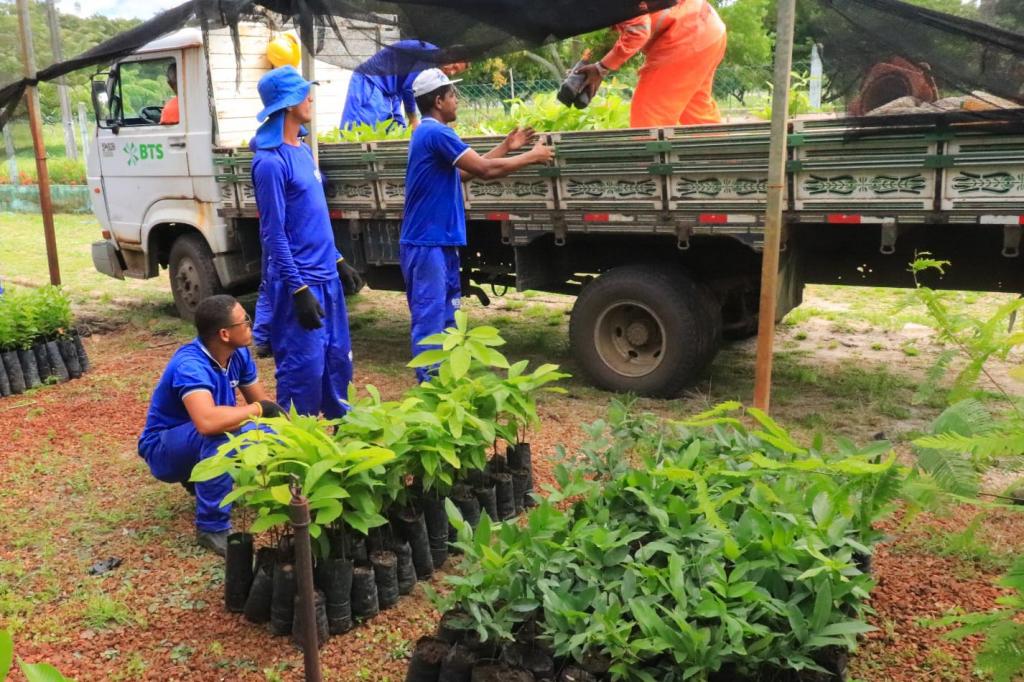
[[252, 66, 314, 150], [257, 65, 315, 122]]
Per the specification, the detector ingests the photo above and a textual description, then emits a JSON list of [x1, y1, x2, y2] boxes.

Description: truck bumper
[[91, 240, 125, 280]]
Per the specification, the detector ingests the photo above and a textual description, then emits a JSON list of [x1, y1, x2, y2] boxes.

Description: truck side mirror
[[91, 74, 118, 132]]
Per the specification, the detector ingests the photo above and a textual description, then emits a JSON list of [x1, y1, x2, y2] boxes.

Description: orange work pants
[[630, 31, 727, 128]]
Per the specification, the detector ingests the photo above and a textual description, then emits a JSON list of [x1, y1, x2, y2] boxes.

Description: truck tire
[[169, 233, 224, 322], [569, 265, 714, 398]]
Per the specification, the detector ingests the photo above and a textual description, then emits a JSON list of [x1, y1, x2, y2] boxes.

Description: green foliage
[[466, 85, 632, 135], [0, 628, 74, 682], [406, 310, 567, 493], [0, 3, 140, 124], [191, 410, 397, 557], [318, 121, 412, 144], [937, 555, 1024, 682], [0, 285, 72, 351], [316, 85, 632, 143], [437, 400, 904, 680], [908, 256, 1024, 681], [192, 312, 567, 555]]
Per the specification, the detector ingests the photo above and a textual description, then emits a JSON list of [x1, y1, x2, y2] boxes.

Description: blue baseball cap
[[256, 65, 316, 122]]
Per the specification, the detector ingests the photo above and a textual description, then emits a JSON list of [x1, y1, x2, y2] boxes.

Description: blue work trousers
[[400, 245, 461, 383], [140, 421, 259, 532], [268, 277, 352, 418]]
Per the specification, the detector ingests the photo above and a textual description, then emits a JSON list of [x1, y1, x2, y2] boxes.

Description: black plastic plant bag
[[72, 332, 91, 373], [395, 507, 435, 580], [474, 484, 498, 523], [351, 565, 380, 620], [395, 540, 417, 595], [371, 550, 400, 609], [270, 562, 296, 635], [18, 348, 41, 389], [493, 474, 516, 520], [33, 343, 51, 383], [59, 338, 82, 379], [407, 636, 451, 682], [439, 643, 478, 682], [291, 588, 329, 650], [224, 532, 254, 613], [2, 351, 25, 394], [45, 341, 69, 383], [318, 556, 354, 635]]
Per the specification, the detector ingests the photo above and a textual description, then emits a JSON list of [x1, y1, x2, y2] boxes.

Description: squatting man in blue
[[400, 69, 554, 380], [138, 295, 285, 556], [250, 65, 363, 418]]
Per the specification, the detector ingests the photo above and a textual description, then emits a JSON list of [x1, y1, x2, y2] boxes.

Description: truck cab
[[87, 24, 368, 319]]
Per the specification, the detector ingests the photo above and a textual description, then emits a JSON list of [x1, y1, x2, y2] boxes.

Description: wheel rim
[[593, 300, 666, 378], [174, 258, 202, 312]]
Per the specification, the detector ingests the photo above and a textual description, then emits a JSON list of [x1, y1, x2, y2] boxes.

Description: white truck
[[88, 25, 1024, 397]]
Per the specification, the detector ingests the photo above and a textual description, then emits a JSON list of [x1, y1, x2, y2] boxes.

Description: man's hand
[[527, 141, 555, 165], [257, 400, 288, 419], [337, 258, 365, 295], [505, 126, 537, 152], [575, 63, 606, 99], [293, 286, 324, 330]]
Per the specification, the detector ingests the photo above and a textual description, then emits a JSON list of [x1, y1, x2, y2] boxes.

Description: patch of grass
[[82, 593, 136, 630], [902, 344, 920, 357], [900, 515, 1013, 574]]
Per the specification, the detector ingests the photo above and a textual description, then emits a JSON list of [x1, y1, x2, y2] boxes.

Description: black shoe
[[181, 481, 196, 497], [254, 343, 272, 358], [196, 530, 230, 557]]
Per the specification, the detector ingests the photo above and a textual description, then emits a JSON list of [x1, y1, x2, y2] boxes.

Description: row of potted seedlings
[[403, 401, 902, 682], [191, 311, 566, 647], [0, 286, 90, 397]]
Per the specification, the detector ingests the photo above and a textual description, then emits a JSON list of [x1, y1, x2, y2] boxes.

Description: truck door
[[95, 53, 192, 250]]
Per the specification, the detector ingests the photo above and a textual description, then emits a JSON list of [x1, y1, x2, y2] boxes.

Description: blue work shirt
[[252, 141, 340, 294], [400, 118, 470, 246], [138, 339, 258, 454], [340, 40, 436, 129]]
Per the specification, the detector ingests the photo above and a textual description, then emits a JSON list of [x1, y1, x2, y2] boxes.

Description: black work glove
[[292, 286, 324, 330], [257, 400, 287, 419], [337, 257, 365, 296]]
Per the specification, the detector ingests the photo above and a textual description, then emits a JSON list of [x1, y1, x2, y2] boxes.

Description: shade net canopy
[[1, 0, 1023, 130]]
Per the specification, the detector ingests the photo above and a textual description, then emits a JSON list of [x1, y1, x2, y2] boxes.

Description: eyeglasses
[[225, 314, 253, 329]]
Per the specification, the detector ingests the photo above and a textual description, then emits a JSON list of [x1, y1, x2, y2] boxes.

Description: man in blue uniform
[[251, 66, 362, 416], [341, 40, 467, 131], [138, 295, 284, 556], [400, 69, 554, 381]]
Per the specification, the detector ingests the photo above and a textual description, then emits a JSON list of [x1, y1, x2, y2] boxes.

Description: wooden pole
[[17, 0, 61, 286], [289, 482, 323, 682], [77, 102, 89, 160], [752, 0, 797, 411], [3, 126, 16, 184], [45, 0, 77, 161]]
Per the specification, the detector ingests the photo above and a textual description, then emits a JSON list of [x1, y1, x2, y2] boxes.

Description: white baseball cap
[[412, 68, 463, 98]]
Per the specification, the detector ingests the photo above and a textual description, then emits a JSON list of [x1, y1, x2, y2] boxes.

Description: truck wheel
[[168, 234, 224, 322], [569, 265, 710, 398]]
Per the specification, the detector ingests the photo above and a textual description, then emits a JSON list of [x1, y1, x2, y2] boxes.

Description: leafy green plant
[[936, 556, 1024, 682], [33, 286, 73, 340], [1, 629, 74, 682], [318, 121, 412, 144], [191, 411, 396, 558], [407, 310, 567, 494], [437, 400, 909, 681]]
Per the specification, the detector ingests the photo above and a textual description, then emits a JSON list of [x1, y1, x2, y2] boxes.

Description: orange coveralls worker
[[601, 0, 727, 127]]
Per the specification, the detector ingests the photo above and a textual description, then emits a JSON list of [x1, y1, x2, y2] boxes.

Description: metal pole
[[752, 0, 797, 411], [3, 126, 16, 184], [45, 0, 77, 160], [288, 480, 323, 682], [77, 102, 89, 161], [17, 0, 61, 286], [299, 27, 318, 162]]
